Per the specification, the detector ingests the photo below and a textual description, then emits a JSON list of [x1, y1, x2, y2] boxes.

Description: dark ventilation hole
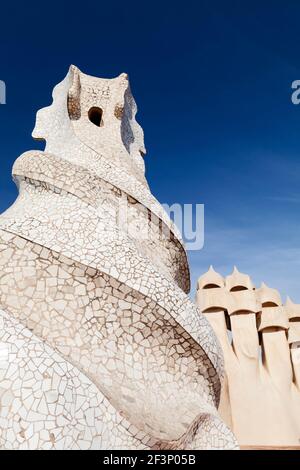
[[88, 107, 103, 127], [230, 285, 248, 292], [262, 301, 278, 307]]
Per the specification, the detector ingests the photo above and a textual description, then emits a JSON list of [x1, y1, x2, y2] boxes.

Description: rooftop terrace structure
[[197, 266, 300, 448], [0, 66, 237, 450]]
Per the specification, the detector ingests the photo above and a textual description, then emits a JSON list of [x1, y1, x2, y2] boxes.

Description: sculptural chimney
[[0, 66, 237, 449]]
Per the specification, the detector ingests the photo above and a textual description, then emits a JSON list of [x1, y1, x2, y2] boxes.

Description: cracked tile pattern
[[0, 66, 237, 449]]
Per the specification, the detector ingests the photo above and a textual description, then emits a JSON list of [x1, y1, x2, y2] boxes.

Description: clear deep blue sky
[[1, 0, 300, 301]]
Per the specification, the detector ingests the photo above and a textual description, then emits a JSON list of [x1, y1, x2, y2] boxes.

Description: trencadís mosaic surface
[[0, 66, 237, 449]]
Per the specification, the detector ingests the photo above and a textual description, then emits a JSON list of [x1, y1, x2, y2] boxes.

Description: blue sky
[[1, 0, 300, 301]]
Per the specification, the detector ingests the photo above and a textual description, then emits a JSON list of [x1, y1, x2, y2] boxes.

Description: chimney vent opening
[[88, 107, 103, 127]]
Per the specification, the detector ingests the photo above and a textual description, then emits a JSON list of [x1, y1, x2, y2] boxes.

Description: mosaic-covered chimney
[[0, 66, 237, 449]]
